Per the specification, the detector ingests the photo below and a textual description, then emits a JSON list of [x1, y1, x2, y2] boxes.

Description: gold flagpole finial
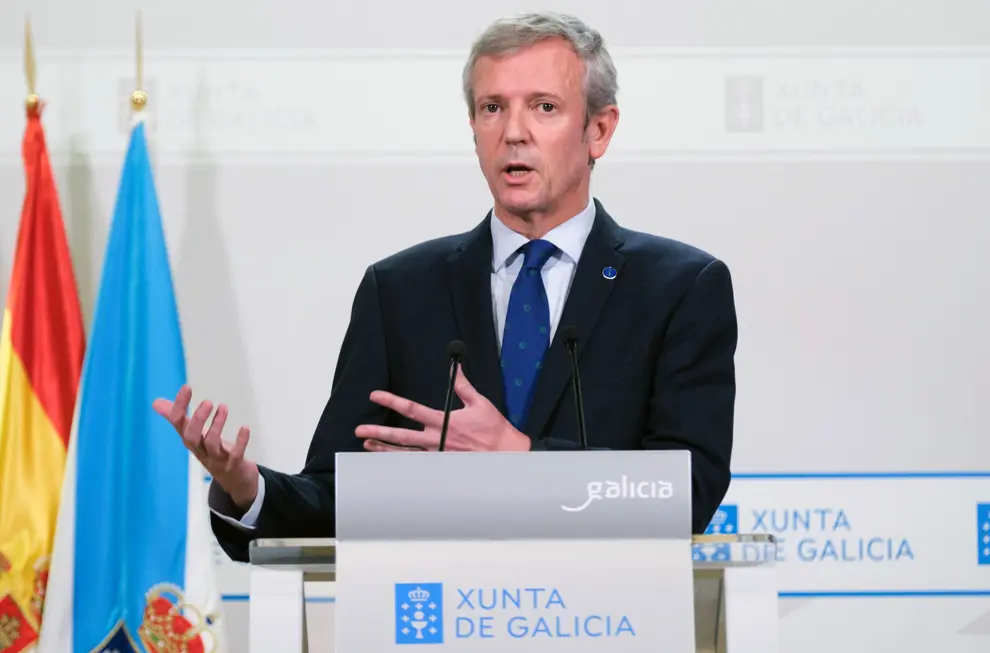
[[131, 10, 147, 111], [25, 16, 39, 111]]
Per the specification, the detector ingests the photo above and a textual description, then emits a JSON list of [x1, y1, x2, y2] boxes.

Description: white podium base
[[249, 568, 307, 653], [722, 567, 779, 653]]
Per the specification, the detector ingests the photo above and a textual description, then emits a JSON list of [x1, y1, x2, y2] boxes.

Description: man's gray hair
[[462, 11, 619, 124]]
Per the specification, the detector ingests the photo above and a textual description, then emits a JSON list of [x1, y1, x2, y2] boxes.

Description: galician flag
[[36, 101, 227, 652], [0, 96, 85, 651]]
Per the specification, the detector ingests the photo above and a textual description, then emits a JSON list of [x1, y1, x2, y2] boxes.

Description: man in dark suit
[[154, 11, 737, 563]]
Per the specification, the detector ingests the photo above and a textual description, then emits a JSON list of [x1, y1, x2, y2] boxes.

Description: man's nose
[[503, 108, 529, 144]]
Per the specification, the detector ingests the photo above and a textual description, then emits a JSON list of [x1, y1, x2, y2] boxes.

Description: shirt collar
[[490, 199, 596, 272]]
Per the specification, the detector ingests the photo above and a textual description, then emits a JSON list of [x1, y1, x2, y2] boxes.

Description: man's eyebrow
[[475, 92, 566, 103]]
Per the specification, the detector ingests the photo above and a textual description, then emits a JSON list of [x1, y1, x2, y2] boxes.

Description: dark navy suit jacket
[[212, 199, 737, 562]]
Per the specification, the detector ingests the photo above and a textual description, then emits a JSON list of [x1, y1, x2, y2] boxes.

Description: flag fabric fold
[[37, 115, 226, 653], [0, 101, 85, 653]]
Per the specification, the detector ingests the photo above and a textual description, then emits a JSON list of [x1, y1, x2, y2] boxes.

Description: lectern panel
[[334, 450, 692, 540], [333, 450, 699, 652], [336, 539, 695, 651]]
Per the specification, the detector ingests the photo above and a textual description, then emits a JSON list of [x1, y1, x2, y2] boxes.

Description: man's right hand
[[152, 384, 260, 510]]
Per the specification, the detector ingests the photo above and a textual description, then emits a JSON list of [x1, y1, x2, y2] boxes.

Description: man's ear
[[586, 105, 620, 161], [469, 111, 478, 149]]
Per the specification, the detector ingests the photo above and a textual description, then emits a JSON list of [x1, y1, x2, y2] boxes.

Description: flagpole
[[24, 16, 39, 112], [7, 14, 87, 653], [132, 10, 147, 113]]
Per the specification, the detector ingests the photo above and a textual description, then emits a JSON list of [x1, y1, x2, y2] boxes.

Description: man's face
[[469, 38, 618, 224]]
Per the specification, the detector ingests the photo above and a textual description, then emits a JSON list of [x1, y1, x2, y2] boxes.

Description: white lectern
[[247, 451, 778, 652]]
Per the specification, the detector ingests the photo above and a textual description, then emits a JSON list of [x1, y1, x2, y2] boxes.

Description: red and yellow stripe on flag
[[0, 97, 85, 650]]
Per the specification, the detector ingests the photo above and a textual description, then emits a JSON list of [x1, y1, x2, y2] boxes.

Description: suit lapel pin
[[602, 266, 617, 280]]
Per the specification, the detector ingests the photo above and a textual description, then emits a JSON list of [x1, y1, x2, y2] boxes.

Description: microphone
[[438, 340, 466, 452], [560, 325, 589, 451]]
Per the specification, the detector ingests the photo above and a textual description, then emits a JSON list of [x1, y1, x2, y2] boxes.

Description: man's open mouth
[[504, 164, 534, 177]]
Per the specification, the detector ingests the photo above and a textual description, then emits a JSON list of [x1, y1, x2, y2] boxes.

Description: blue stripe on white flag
[[70, 119, 190, 651]]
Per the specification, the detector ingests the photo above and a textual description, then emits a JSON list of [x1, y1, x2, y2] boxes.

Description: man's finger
[[169, 385, 193, 431], [202, 404, 229, 458], [228, 426, 250, 462], [369, 391, 442, 427], [152, 399, 173, 419], [185, 400, 214, 450], [453, 367, 481, 406], [355, 424, 437, 449], [185, 398, 212, 431], [363, 439, 426, 453]]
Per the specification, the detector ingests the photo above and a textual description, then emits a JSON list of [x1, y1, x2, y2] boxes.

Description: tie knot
[[520, 239, 557, 271]]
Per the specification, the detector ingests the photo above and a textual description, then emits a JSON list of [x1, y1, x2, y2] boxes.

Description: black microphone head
[[446, 340, 467, 360], [560, 325, 580, 348]]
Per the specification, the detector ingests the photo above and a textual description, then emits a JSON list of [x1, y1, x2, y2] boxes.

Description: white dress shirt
[[490, 199, 596, 350], [210, 198, 596, 531]]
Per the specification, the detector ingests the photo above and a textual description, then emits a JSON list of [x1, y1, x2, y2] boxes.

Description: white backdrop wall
[[1, 0, 988, 651]]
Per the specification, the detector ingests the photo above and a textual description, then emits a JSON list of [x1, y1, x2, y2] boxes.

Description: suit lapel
[[523, 202, 626, 439], [445, 215, 506, 414]]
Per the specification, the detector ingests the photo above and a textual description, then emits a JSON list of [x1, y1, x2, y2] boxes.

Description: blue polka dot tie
[[501, 239, 558, 429]]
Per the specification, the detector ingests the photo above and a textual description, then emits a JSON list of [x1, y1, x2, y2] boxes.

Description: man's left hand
[[355, 368, 531, 452]]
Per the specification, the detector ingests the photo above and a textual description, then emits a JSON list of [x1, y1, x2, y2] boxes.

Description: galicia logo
[[393, 582, 638, 642], [561, 476, 674, 512]]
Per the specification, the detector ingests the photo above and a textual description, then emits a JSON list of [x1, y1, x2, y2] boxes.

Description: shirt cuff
[[207, 473, 265, 531]]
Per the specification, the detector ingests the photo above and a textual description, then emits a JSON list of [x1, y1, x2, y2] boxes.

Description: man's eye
[[483, 104, 499, 113], [540, 103, 555, 112]]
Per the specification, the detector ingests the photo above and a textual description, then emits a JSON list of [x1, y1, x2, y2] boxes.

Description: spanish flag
[[0, 96, 85, 650]]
